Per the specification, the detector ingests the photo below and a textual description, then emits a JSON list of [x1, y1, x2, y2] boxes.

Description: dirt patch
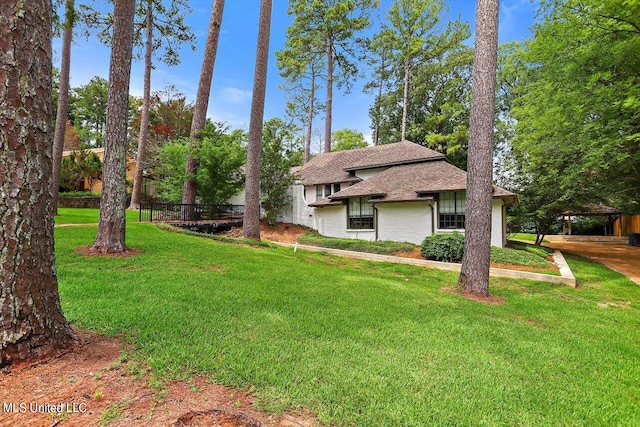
[[439, 286, 505, 305], [0, 330, 319, 427], [220, 222, 311, 244], [75, 246, 143, 258]]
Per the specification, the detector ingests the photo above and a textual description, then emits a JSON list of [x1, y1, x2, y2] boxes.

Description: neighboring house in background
[[61, 147, 137, 193], [280, 140, 517, 247]]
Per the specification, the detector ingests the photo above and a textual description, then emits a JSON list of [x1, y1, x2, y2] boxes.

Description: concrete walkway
[[276, 242, 576, 287], [544, 239, 640, 285]]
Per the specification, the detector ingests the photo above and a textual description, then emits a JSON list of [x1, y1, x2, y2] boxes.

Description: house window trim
[[347, 197, 375, 230], [438, 191, 466, 230]]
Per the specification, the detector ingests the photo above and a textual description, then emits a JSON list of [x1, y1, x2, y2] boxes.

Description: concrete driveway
[[544, 237, 640, 285]]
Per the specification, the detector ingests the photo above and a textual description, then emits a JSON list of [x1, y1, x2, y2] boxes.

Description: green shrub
[[420, 232, 465, 262], [58, 191, 100, 197]]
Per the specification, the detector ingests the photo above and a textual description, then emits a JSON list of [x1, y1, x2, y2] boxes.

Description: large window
[[439, 192, 466, 229], [348, 197, 374, 229]]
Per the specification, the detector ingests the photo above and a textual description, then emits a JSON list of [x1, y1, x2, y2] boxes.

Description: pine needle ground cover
[[55, 219, 640, 426]]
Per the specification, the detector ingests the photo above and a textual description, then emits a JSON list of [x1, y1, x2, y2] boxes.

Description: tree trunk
[[457, 0, 499, 297], [324, 36, 334, 153], [0, 0, 76, 367], [92, 0, 136, 254], [373, 55, 385, 146], [51, 0, 75, 214], [129, 0, 154, 211], [182, 0, 225, 206], [243, 0, 272, 240], [304, 67, 316, 164], [401, 56, 410, 141]]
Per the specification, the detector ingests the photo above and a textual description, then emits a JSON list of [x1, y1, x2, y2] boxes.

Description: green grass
[[510, 232, 549, 243], [491, 241, 558, 274], [298, 232, 416, 255], [55, 208, 140, 224], [55, 221, 640, 426], [298, 232, 558, 274]]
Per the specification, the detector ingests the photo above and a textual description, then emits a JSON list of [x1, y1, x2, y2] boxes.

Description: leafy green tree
[[128, 86, 194, 184], [509, 0, 640, 218], [260, 118, 302, 225], [69, 76, 109, 146], [129, 0, 196, 210], [156, 123, 245, 206], [196, 125, 246, 206], [59, 149, 103, 192], [183, 0, 225, 206], [370, 6, 471, 167], [287, 0, 378, 153], [377, 0, 466, 141], [276, 29, 324, 163], [331, 128, 368, 151]]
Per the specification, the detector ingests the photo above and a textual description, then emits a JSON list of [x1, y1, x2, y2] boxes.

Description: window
[[316, 186, 323, 201], [439, 192, 466, 229], [325, 184, 332, 197], [333, 183, 341, 193], [348, 197, 374, 229]]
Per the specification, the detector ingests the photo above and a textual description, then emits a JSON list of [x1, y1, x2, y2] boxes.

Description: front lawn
[[56, 207, 140, 224], [55, 221, 640, 426]]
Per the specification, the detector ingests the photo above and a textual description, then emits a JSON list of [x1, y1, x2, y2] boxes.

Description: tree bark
[[243, 0, 272, 240], [51, 0, 75, 214], [0, 0, 76, 367], [401, 56, 410, 141], [304, 66, 316, 164], [182, 0, 225, 206], [324, 36, 334, 153], [92, 0, 136, 254], [128, 0, 154, 211], [457, 0, 500, 297]]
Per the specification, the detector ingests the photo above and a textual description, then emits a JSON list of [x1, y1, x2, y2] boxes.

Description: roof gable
[[323, 161, 516, 204], [295, 140, 445, 186]]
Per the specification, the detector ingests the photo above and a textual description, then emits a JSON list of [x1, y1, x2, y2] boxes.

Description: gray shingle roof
[[295, 140, 444, 186], [299, 140, 517, 206]]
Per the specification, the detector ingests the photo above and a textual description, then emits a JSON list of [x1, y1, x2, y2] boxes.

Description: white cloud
[[219, 87, 252, 105]]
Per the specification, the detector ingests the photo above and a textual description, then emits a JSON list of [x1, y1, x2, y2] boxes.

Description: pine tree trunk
[[457, 0, 499, 297], [0, 0, 76, 367], [92, 0, 136, 254], [243, 0, 272, 240], [182, 0, 225, 206], [51, 0, 75, 214], [324, 36, 334, 153], [304, 68, 316, 164], [129, 0, 154, 211], [401, 56, 410, 141]]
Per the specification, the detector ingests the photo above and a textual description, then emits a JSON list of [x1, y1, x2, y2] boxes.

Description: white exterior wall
[[315, 205, 376, 241], [227, 188, 245, 206], [376, 202, 433, 245], [288, 183, 315, 228], [354, 167, 389, 180], [432, 198, 507, 247], [491, 199, 507, 247]]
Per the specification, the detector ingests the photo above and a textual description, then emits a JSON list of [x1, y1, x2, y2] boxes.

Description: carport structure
[[561, 204, 622, 236]]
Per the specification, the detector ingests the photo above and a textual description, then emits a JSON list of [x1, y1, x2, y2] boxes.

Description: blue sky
[[56, 0, 538, 148]]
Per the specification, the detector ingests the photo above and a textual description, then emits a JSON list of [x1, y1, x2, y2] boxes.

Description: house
[[61, 147, 137, 193], [280, 140, 517, 247]]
